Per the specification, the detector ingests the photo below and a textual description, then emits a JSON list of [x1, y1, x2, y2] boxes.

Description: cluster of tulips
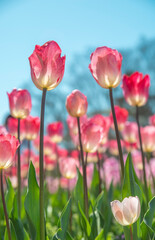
[[0, 41, 154, 240]]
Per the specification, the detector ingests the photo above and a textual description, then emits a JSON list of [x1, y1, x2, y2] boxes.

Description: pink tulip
[[47, 121, 63, 143], [121, 121, 138, 143], [139, 126, 155, 153], [111, 196, 140, 226], [23, 116, 40, 140], [0, 134, 19, 169], [21, 163, 29, 178], [66, 90, 88, 117], [123, 141, 137, 152], [149, 114, 155, 126], [33, 136, 57, 157], [103, 157, 120, 188], [150, 158, 155, 177], [59, 157, 79, 179], [46, 177, 59, 194], [44, 155, 57, 171], [57, 146, 68, 158], [69, 150, 79, 160], [7, 89, 32, 119], [21, 149, 36, 164], [81, 120, 104, 153], [79, 163, 94, 188], [60, 177, 77, 191], [122, 72, 150, 107], [7, 117, 26, 141], [0, 125, 8, 135], [108, 140, 124, 156], [89, 46, 122, 89], [29, 41, 66, 91], [110, 106, 128, 131]]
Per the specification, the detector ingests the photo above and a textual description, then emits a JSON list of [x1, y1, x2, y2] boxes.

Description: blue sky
[[0, 0, 155, 124]]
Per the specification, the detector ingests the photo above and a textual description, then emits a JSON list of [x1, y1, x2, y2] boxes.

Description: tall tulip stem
[[109, 88, 124, 179], [17, 118, 21, 218], [136, 106, 149, 203], [39, 88, 47, 240], [97, 151, 102, 193], [77, 117, 89, 219], [1, 170, 12, 240], [28, 140, 31, 164], [129, 225, 133, 240]]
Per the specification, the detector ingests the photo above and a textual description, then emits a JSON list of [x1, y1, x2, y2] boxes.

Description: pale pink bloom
[[108, 140, 124, 156], [111, 196, 140, 226], [46, 177, 59, 194], [66, 90, 88, 118], [10, 176, 18, 188], [149, 114, 155, 126], [69, 150, 79, 160], [21, 163, 29, 178], [140, 126, 155, 152], [89, 46, 122, 89], [21, 149, 36, 164], [150, 158, 155, 177], [7, 89, 32, 119], [121, 121, 138, 143], [110, 106, 128, 131], [23, 116, 40, 140], [81, 120, 104, 153], [79, 163, 94, 188], [59, 157, 79, 179], [7, 117, 26, 141], [0, 134, 19, 169], [57, 146, 68, 159], [33, 136, 57, 158], [44, 155, 57, 171], [122, 72, 150, 107], [103, 157, 120, 188], [123, 141, 137, 152], [60, 177, 77, 191], [29, 41, 65, 91], [47, 121, 63, 143]]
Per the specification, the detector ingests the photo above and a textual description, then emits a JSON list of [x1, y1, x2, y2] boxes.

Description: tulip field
[[0, 41, 155, 240]]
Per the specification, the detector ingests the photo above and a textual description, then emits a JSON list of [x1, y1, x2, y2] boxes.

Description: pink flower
[[89, 46, 122, 89], [47, 121, 63, 143], [0, 134, 19, 169], [81, 120, 104, 153], [46, 177, 59, 194], [57, 146, 68, 158], [60, 177, 77, 191], [33, 136, 57, 158], [110, 106, 128, 131], [103, 157, 120, 188], [122, 72, 150, 107], [121, 121, 138, 143], [59, 157, 79, 179], [140, 126, 155, 152], [0, 126, 8, 135], [149, 115, 155, 126], [66, 90, 88, 117], [23, 116, 40, 140], [29, 41, 66, 91], [21, 149, 36, 164], [111, 196, 140, 226], [7, 117, 26, 141], [7, 89, 32, 119], [150, 158, 155, 177], [108, 140, 124, 156], [44, 156, 57, 171], [79, 163, 94, 188]]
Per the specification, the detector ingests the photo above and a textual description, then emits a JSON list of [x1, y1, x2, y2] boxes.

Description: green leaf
[[95, 229, 104, 240], [24, 162, 40, 240], [4, 222, 17, 240], [57, 198, 72, 239], [141, 196, 155, 240], [78, 201, 91, 237], [91, 164, 99, 196], [10, 216, 29, 240], [122, 153, 142, 240], [74, 168, 84, 211], [5, 178, 15, 217]]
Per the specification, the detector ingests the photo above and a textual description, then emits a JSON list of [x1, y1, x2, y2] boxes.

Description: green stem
[[129, 225, 133, 240], [97, 151, 102, 193], [77, 117, 89, 219], [136, 106, 149, 203], [28, 140, 31, 165], [109, 88, 124, 179], [1, 170, 12, 240], [39, 88, 47, 240], [17, 118, 21, 218]]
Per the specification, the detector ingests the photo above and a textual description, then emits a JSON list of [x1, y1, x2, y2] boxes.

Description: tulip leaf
[[10, 216, 29, 240], [78, 201, 91, 237], [95, 229, 104, 240], [5, 178, 15, 217], [122, 153, 142, 240], [24, 162, 40, 240], [53, 229, 74, 240], [91, 164, 99, 197], [74, 168, 84, 211], [4, 221, 17, 240], [140, 196, 155, 240], [57, 198, 72, 239]]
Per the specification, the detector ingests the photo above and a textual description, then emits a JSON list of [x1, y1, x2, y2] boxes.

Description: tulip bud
[[7, 89, 32, 119], [122, 72, 150, 107], [121, 121, 138, 143], [0, 134, 19, 169], [66, 90, 88, 117], [89, 46, 122, 89], [29, 41, 66, 91], [59, 157, 79, 179], [110, 106, 128, 131], [47, 121, 63, 143], [140, 126, 155, 153], [23, 116, 40, 140], [111, 196, 140, 226]]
